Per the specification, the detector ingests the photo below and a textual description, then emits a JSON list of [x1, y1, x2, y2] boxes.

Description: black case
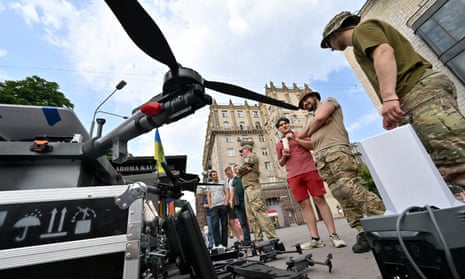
[[168, 203, 217, 279]]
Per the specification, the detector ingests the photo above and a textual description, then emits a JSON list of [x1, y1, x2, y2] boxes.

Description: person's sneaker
[[300, 239, 325, 250], [329, 234, 346, 248], [352, 232, 371, 253]]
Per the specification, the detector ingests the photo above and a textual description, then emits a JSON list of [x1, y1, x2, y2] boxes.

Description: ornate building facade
[[196, 82, 342, 229]]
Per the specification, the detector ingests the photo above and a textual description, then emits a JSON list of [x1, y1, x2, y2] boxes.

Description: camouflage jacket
[[238, 153, 260, 187]]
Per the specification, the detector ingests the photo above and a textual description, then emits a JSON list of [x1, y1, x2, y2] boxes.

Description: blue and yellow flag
[[154, 128, 166, 173]]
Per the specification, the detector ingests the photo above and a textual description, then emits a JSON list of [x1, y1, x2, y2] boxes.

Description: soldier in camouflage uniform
[[320, 12, 465, 192], [297, 91, 385, 253], [238, 144, 277, 242]]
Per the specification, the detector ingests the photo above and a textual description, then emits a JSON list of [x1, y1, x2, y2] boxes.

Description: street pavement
[[247, 217, 383, 279]]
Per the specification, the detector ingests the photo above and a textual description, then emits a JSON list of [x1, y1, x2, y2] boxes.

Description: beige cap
[[321, 11, 360, 48]]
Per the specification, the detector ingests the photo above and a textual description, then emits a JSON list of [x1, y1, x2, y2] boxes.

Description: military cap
[[321, 11, 360, 48], [239, 144, 253, 152]]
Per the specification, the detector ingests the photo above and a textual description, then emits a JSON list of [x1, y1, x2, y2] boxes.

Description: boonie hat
[[298, 91, 321, 110], [321, 11, 361, 48]]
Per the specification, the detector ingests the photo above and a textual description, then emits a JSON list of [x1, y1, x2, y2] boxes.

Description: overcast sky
[[0, 0, 385, 177]]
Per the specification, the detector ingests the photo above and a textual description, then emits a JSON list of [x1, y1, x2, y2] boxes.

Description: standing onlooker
[[275, 116, 346, 249], [207, 170, 229, 248], [238, 144, 277, 242], [320, 11, 465, 191], [230, 163, 252, 246], [297, 91, 385, 253], [203, 196, 214, 249], [224, 166, 243, 243]]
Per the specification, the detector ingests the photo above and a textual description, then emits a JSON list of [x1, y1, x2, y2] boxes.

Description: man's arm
[[207, 191, 212, 208], [276, 143, 288, 167], [299, 102, 336, 138], [224, 185, 230, 206], [370, 43, 406, 130], [293, 137, 313, 150], [229, 183, 235, 208]]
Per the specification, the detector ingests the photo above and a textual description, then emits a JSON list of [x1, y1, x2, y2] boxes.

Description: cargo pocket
[[329, 179, 353, 200]]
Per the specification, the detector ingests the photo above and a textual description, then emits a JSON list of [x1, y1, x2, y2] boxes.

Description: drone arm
[[82, 84, 211, 161]]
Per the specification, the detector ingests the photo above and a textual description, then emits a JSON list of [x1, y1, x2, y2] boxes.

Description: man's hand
[[381, 101, 405, 130], [282, 149, 290, 158]]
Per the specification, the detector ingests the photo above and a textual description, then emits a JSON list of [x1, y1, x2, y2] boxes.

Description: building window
[[221, 110, 228, 117], [413, 0, 465, 83], [227, 148, 234, 157], [267, 176, 276, 183], [264, 161, 272, 170], [259, 135, 265, 142], [239, 121, 246, 130], [237, 111, 244, 118], [225, 136, 232, 143], [266, 197, 279, 206], [223, 121, 230, 128], [252, 111, 259, 118], [261, 148, 268, 156], [255, 121, 261, 129]]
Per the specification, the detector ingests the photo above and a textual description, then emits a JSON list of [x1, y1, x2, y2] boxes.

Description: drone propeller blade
[[204, 80, 299, 110], [105, 0, 178, 71]]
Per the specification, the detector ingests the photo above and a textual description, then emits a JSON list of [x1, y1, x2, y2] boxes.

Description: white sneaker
[[329, 234, 346, 248], [300, 239, 325, 250]]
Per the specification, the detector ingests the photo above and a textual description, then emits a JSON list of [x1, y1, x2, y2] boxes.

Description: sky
[[0, 0, 386, 178]]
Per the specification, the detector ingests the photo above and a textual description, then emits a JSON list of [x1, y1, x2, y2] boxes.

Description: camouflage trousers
[[244, 185, 277, 241], [401, 69, 465, 174], [314, 145, 385, 231]]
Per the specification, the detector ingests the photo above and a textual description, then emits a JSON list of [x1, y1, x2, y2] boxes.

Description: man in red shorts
[[275, 116, 346, 249]]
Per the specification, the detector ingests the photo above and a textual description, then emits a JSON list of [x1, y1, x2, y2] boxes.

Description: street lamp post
[[96, 110, 129, 119], [89, 80, 127, 138]]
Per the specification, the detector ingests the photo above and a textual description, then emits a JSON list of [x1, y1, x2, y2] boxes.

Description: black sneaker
[[352, 232, 371, 253]]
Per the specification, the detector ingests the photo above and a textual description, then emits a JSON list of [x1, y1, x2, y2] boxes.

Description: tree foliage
[[358, 162, 381, 198], [0, 75, 74, 108]]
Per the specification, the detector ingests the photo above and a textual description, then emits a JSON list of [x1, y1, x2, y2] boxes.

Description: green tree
[[0, 75, 74, 108], [358, 162, 381, 198]]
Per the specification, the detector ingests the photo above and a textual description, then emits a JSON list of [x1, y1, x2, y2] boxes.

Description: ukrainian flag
[[154, 128, 166, 173]]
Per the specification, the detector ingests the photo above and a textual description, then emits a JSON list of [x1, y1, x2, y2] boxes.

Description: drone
[[71, 0, 301, 169]]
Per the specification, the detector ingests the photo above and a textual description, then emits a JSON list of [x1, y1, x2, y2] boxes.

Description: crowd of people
[[204, 145, 277, 250], [200, 10, 465, 254]]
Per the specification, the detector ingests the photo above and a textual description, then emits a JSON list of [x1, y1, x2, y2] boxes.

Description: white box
[[358, 124, 462, 215]]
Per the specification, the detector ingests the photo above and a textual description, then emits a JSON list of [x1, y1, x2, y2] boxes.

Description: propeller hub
[[163, 67, 203, 93]]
